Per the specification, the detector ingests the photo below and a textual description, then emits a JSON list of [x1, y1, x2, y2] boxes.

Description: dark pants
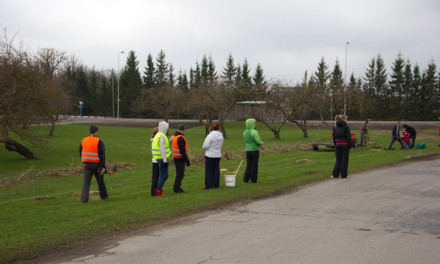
[[205, 157, 221, 189], [410, 133, 416, 148], [151, 162, 159, 196], [174, 159, 186, 192], [332, 144, 350, 178], [360, 134, 368, 147], [244, 151, 259, 183], [388, 135, 404, 149], [81, 163, 108, 203]]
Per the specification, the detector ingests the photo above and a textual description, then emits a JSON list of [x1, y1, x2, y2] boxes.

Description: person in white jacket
[[202, 123, 224, 189]]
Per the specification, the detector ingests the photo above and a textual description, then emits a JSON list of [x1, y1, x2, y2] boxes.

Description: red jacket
[[401, 131, 411, 143]]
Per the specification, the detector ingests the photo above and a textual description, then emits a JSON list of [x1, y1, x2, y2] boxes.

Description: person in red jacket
[[401, 128, 411, 150], [79, 125, 108, 203]]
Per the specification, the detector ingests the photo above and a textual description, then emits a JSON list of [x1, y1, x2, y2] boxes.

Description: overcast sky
[[1, 0, 439, 84]]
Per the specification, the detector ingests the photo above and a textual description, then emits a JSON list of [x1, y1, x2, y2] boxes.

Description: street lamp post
[[117, 51, 125, 119], [344, 41, 350, 116]]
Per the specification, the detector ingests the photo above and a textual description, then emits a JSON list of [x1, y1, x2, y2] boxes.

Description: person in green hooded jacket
[[243, 118, 264, 183]]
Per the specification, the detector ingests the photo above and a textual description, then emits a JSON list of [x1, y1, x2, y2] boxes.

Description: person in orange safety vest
[[79, 125, 108, 203], [171, 124, 190, 193]]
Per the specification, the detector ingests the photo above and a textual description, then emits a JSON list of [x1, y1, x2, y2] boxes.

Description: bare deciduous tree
[[36, 48, 67, 136], [0, 29, 63, 159]]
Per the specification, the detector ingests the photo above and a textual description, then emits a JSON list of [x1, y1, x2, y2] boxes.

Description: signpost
[[79, 101, 84, 117]]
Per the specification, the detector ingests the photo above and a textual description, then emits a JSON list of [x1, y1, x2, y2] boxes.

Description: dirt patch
[[0, 162, 136, 189], [35, 196, 55, 201]]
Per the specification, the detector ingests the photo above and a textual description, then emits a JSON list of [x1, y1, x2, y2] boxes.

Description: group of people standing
[[150, 121, 190, 196], [79, 116, 434, 202], [148, 118, 263, 196]]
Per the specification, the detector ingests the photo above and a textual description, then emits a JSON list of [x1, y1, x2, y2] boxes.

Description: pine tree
[[76, 65, 89, 101], [329, 59, 344, 114], [222, 54, 236, 83], [346, 73, 362, 119], [201, 55, 209, 83], [402, 60, 413, 119], [310, 57, 330, 120], [119, 50, 143, 117], [251, 63, 266, 100], [310, 57, 330, 87], [177, 70, 189, 92], [208, 55, 217, 82], [389, 53, 405, 119], [168, 63, 175, 86], [411, 64, 422, 119], [241, 59, 252, 86], [189, 62, 202, 89], [235, 64, 242, 85], [420, 61, 437, 119], [375, 54, 388, 96], [143, 53, 155, 89], [375, 54, 391, 119], [154, 50, 168, 87], [253, 63, 265, 86], [88, 68, 99, 115], [363, 58, 376, 97]]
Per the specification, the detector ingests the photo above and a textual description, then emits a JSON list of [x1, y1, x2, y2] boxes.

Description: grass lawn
[[1, 122, 439, 263]]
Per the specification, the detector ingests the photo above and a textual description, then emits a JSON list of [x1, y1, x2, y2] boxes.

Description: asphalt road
[[33, 157, 440, 264]]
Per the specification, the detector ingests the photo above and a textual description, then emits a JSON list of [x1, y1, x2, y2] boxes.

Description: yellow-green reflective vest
[[152, 132, 171, 159]]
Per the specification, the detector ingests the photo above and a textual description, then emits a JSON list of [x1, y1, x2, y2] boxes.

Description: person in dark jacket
[[388, 121, 404, 150], [171, 124, 190, 193], [403, 124, 416, 148], [79, 125, 108, 203], [332, 115, 352, 179]]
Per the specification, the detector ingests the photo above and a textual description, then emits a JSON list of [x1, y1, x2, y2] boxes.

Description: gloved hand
[[164, 162, 168, 168], [186, 160, 190, 167]]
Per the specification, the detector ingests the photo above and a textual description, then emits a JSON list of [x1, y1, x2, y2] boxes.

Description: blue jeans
[[157, 159, 169, 190], [403, 142, 411, 149]]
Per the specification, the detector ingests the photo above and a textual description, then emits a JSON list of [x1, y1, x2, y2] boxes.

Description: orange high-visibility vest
[[81, 136, 100, 163], [172, 135, 188, 159]]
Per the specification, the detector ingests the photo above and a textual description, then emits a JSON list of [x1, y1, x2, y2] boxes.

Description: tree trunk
[[219, 115, 227, 139], [1, 138, 37, 159], [288, 120, 308, 138], [261, 121, 280, 139], [302, 119, 308, 138], [49, 117, 55, 136]]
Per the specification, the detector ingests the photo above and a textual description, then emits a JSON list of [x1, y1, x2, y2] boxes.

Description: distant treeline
[[63, 51, 439, 121]]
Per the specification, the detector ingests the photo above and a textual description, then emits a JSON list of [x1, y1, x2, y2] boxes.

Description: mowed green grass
[[0, 122, 439, 263]]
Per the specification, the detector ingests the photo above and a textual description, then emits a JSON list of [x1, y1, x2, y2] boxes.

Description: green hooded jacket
[[243, 119, 264, 151]]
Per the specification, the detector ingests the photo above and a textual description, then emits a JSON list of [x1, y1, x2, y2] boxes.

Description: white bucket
[[224, 175, 236, 187]]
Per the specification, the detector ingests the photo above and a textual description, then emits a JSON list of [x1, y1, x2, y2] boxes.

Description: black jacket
[[333, 120, 352, 147], [403, 124, 416, 137], [391, 124, 400, 137]]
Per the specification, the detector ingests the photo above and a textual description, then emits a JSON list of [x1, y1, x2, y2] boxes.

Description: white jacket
[[203, 130, 224, 158]]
